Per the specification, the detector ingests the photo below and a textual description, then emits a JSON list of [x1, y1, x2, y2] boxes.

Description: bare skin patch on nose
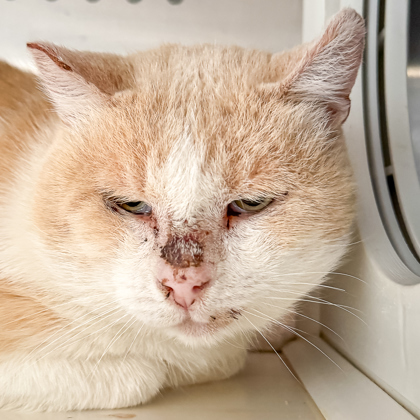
[[160, 235, 204, 268]]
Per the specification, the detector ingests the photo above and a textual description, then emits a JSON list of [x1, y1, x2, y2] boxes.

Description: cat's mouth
[[176, 309, 240, 337]]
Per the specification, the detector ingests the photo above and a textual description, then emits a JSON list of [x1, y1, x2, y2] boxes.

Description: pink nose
[[158, 263, 211, 309]]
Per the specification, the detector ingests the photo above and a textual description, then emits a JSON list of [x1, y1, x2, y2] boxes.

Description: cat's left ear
[[27, 42, 132, 126], [271, 8, 365, 127]]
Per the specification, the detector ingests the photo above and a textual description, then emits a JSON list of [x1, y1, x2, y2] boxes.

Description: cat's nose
[[158, 263, 212, 310], [160, 235, 203, 268], [162, 276, 210, 309]]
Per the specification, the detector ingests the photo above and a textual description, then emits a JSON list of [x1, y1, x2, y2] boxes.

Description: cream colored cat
[[0, 9, 364, 411]]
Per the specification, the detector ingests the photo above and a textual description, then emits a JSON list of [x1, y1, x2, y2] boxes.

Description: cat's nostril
[[192, 281, 209, 292], [162, 279, 210, 309]]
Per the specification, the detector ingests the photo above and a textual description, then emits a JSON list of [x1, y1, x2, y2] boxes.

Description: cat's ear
[[273, 8, 365, 127], [27, 42, 132, 125]]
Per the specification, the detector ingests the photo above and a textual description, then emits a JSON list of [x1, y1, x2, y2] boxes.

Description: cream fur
[[0, 9, 364, 411]]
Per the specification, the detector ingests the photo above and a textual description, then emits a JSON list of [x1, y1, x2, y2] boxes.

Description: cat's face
[[29, 10, 364, 347]]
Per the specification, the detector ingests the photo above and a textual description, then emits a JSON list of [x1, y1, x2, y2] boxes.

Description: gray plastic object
[[385, 1, 420, 257], [363, 0, 420, 281]]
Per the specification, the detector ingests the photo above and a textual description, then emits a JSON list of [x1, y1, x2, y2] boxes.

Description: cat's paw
[[0, 356, 166, 411]]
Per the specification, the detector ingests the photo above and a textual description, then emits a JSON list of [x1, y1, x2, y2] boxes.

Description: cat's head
[[28, 8, 364, 347]]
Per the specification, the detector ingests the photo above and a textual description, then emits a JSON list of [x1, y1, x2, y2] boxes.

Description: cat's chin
[[168, 316, 234, 347], [176, 319, 215, 336]]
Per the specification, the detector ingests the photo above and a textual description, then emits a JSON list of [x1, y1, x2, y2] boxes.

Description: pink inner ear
[[332, 99, 351, 125], [275, 8, 365, 127], [27, 43, 72, 72], [27, 41, 111, 126]]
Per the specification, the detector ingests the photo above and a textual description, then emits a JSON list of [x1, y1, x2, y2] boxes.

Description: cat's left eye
[[118, 201, 152, 215], [228, 198, 273, 213]]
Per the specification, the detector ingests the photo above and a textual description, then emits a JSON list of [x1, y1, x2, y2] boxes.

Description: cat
[[0, 8, 364, 411]]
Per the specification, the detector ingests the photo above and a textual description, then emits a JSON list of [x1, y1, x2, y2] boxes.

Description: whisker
[[267, 290, 361, 311], [41, 307, 127, 358], [278, 271, 368, 286], [23, 299, 123, 364], [89, 315, 134, 378], [263, 296, 367, 325], [241, 313, 300, 384], [2, 292, 113, 327], [245, 309, 342, 371], [267, 304, 345, 343], [122, 320, 145, 362], [272, 283, 346, 292], [219, 330, 249, 350]]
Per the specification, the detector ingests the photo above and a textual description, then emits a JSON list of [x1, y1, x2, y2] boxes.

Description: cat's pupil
[[117, 200, 152, 215], [242, 200, 263, 207]]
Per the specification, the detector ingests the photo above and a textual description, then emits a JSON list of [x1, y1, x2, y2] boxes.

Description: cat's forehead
[[80, 45, 328, 207], [146, 129, 220, 219], [83, 97, 292, 223], [131, 45, 280, 92], [97, 94, 294, 201]]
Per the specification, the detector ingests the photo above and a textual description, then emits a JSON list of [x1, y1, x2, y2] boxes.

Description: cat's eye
[[118, 201, 152, 215], [228, 198, 273, 214]]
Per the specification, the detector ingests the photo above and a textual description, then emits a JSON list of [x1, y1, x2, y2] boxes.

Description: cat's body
[[0, 9, 364, 411]]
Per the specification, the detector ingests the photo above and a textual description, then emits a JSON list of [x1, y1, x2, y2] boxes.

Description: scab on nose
[[160, 235, 203, 268]]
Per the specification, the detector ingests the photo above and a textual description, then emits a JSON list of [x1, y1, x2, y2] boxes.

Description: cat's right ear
[[268, 8, 365, 128], [27, 42, 126, 126]]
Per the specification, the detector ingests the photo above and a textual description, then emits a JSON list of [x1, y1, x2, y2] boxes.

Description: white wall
[[0, 0, 302, 69]]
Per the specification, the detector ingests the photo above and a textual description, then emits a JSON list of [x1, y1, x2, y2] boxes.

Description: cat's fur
[[0, 9, 364, 411]]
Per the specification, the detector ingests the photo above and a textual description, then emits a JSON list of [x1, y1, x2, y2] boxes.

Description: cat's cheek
[[108, 268, 182, 327]]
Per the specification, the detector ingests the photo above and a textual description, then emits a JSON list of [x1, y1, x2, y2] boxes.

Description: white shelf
[[284, 338, 417, 420]]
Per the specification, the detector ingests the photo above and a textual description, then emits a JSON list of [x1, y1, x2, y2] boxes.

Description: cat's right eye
[[118, 201, 152, 215], [228, 198, 273, 215]]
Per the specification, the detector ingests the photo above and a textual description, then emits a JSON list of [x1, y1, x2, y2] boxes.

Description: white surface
[[284, 338, 417, 420], [0, 0, 302, 69], [322, 243, 420, 418], [0, 353, 324, 420], [302, 0, 340, 42], [313, 1, 420, 417]]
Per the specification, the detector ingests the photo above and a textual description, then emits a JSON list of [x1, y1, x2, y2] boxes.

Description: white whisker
[[245, 308, 342, 371], [122, 320, 145, 362], [273, 283, 346, 292], [2, 292, 114, 327], [41, 307, 127, 359], [278, 271, 368, 286], [241, 313, 300, 383], [23, 299, 124, 364], [267, 304, 345, 343], [89, 314, 134, 378], [264, 295, 366, 324]]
